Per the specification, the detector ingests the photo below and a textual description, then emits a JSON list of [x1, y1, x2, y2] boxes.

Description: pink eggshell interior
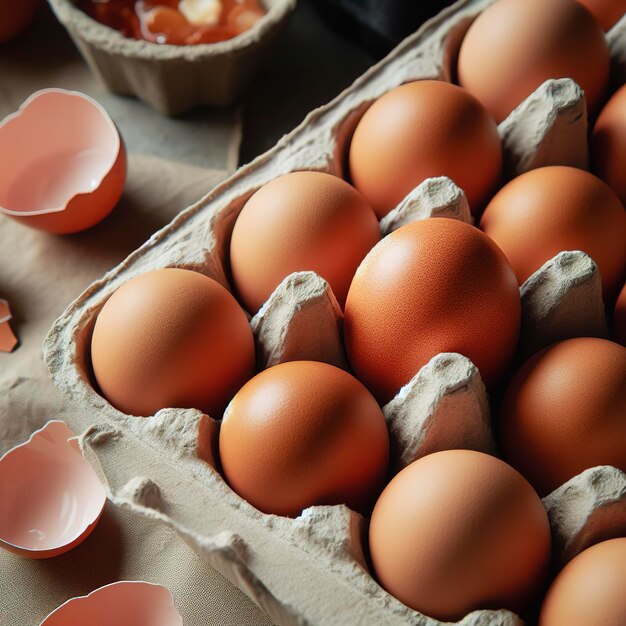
[[40, 581, 183, 626], [0, 90, 120, 216], [0, 421, 106, 554]]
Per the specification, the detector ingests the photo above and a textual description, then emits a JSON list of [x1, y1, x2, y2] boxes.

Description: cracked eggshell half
[[0, 421, 106, 559], [0, 89, 126, 234], [40, 581, 183, 626]]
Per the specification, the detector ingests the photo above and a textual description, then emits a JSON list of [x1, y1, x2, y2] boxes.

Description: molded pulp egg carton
[[48, 0, 297, 114], [45, 1, 626, 624]]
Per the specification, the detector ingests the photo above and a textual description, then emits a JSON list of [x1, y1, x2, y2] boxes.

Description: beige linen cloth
[[0, 6, 271, 626]]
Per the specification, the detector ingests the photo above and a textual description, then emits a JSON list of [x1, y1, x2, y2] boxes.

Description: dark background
[[241, 0, 455, 162], [2, 0, 453, 167]]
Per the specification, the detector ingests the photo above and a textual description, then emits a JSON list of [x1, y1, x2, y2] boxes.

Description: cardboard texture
[[0, 421, 106, 559], [47, 0, 297, 114], [44, 1, 626, 624]]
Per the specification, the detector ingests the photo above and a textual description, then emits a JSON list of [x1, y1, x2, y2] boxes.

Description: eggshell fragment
[[91, 268, 255, 418], [250, 271, 346, 370], [499, 337, 626, 496], [379, 176, 471, 237], [498, 78, 588, 179], [40, 581, 183, 626], [219, 361, 389, 516], [368, 450, 551, 622], [543, 465, 626, 566], [344, 218, 521, 402], [458, 0, 610, 122], [229, 171, 380, 313], [591, 84, 626, 205], [538, 538, 626, 626], [608, 14, 626, 86], [0, 421, 106, 559], [480, 166, 626, 297], [0, 89, 126, 234], [519, 251, 609, 357], [348, 80, 502, 218], [382, 352, 495, 472], [0, 298, 17, 353]]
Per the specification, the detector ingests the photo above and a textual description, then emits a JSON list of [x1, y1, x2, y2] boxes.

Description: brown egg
[[480, 166, 626, 297], [499, 337, 626, 496], [91, 268, 255, 417], [591, 84, 626, 205], [615, 282, 626, 345], [219, 361, 389, 516], [229, 171, 380, 313], [344, 218, 520, 403], [369, 450, 551, 621], [457, 0, 610, 123], [348, 80, 502, 218], [577, 0, 626, 31], [539, 538, 626, 626]]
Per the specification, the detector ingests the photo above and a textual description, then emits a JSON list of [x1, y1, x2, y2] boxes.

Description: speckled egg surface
[[344, 218, 521, 402]]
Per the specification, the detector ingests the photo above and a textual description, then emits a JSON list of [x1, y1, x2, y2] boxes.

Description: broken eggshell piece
[[0, 298, 18, 353], [39, 581, 183, 626], [0, 420, 106, 559], [0, 89, 126, 234]]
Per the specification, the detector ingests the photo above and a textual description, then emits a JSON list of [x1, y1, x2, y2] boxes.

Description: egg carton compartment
[[44, 0, 626, 624], [48, 0, 297, 115], [543, 465, 626, 569]]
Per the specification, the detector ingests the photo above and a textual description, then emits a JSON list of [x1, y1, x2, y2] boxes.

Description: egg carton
[[45, 1, 626, 624]]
